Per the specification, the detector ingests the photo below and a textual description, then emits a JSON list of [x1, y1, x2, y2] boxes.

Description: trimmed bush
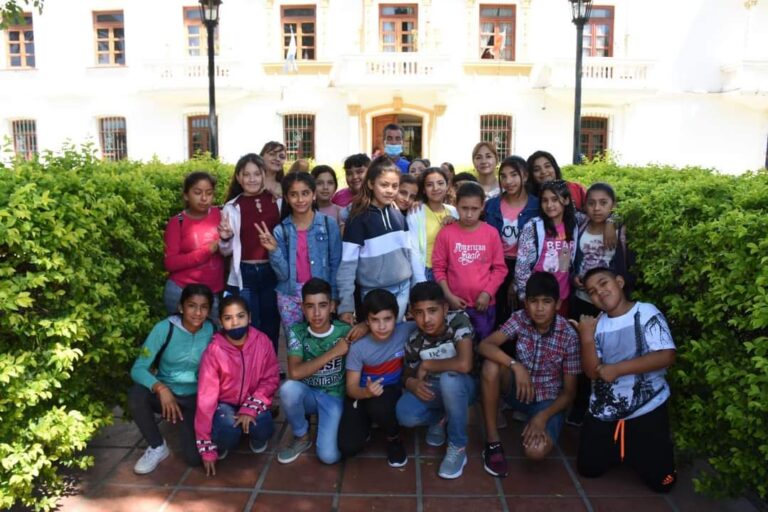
[[0, 148, 766, 508]]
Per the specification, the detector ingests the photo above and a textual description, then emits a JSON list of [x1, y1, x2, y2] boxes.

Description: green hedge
[[0, 148, 766, 508]]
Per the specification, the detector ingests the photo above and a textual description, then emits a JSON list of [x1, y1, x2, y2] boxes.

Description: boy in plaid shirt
[[478, 272, 580, 477]]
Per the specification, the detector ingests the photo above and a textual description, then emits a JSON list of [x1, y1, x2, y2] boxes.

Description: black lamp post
[[200, 0, 221, 159], [570, 0, 592, 165]]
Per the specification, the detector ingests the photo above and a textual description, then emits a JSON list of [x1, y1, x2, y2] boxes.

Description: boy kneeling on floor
[[479, 271, 581, 477], [395, 281, 478, 480], [574, 267, 677, 493], [277, 278, 353, 465]]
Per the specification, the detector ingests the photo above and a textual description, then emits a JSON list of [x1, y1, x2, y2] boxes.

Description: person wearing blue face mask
[[382, 123, 410, 174]]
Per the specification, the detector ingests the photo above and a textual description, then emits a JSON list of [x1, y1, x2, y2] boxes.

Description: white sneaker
[[133, 441, 170, 474]]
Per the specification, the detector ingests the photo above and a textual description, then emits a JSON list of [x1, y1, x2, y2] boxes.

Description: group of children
[[128, 131, 677, 492]]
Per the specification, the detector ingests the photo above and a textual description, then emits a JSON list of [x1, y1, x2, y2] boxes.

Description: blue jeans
[[503, 382, 565, 442], [211, 402, 274, 452], [361, 279, 410, 322], [396, 371, 478, 448], [280, 380, 343, 464], [425, 267, 435, 282], [231, 262, 280, 353]]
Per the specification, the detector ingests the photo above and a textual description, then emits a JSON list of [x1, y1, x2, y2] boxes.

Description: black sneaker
[[386, 436, 407, 468], [482, 442, 508, 477]]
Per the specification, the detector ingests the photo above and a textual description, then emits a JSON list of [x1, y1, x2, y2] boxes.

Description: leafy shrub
[[0, 147, 230, 510], [567, 161, 768, 498], [0, 148, 765, 508]]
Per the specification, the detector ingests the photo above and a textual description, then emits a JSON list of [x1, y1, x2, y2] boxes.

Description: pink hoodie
[[194, 327, 279, 461]]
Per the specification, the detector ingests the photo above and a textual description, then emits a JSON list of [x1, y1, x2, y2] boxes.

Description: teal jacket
[[130, 316, 214, 396]]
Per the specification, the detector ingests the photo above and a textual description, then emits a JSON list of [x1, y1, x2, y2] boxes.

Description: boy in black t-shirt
[[395, 281, 478, 479]]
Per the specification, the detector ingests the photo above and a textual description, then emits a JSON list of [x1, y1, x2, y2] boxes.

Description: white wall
[[1, 0, 766, 173]]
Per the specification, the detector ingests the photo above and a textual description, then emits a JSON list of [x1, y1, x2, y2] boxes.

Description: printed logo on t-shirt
[[453, 242, 487, 266], [542, 240, 574, 273], [419, 343, 457, 361]]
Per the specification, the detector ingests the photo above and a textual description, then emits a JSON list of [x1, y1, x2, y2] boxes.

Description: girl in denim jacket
[[256, 172, 342, 335]]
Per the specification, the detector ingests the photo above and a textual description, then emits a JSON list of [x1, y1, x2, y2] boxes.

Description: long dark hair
[[280, 172, 317, 220], [348, 156, 400, 220], [226, 153, 267, 201], [417, 167, 450, 203], [310, 165, 338, 191], [497, 155, 530, 197], [539, 179, 576, 240], [527, 150, 563, 197]]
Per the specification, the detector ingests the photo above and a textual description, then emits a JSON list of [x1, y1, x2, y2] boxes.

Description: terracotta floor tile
[[421, 455, 498, 495], [577, 464, 660, 497], [78, 484, 171, 512], [341, 456, 416, 494], [506, 497, 588, 511], [76, 447, 132, 489], [104, 449, 188, 487], [423, 497, 505, 512], [261, 455, 341, 492], [166, 489, 251, 512], [90, 420, 143, 448], [501, 458, 578, 495], [337, 496, 418, 512], [590, 497, 673, 511], [183, 452, 266, 488], [250, 493, 334, 512], [417, 427, 485, 457]]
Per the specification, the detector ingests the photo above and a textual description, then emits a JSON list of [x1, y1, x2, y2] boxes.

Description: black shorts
[[576, 400, 677, 493]]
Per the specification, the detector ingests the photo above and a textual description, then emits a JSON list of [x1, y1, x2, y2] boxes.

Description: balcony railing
[[545, 58, 655, 89], [721, 61, 768, 92], [332, 53, 455, 87], [141, 59, 239, 90]]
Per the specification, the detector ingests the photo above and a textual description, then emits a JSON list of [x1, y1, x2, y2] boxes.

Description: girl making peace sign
[[255, 172, 342, 335], [218, 154, 282, 354]]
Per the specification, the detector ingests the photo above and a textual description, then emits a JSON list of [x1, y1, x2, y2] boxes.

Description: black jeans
[[577, 401, 676, 493], [128, 384, 201, 467], [337, 385, 402, 458]]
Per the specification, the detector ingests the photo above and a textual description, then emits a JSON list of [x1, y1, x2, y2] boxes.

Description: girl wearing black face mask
[[194, 296, 280, 477]]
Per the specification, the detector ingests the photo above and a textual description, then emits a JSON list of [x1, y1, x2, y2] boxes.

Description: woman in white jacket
[[408, 167, 458, 281]]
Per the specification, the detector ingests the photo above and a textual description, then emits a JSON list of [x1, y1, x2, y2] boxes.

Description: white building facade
[[1, 0, 767, 174]]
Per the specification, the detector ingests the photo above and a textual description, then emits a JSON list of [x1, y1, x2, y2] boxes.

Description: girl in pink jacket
[[195, 296, 280, 476]]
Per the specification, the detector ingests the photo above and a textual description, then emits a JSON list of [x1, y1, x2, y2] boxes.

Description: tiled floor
[[57, 409, 761, 512]]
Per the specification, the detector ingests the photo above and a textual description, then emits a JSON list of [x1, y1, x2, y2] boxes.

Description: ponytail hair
[[226, 153, 267, 201], [348, 155, 400, 220], [279, 171, 317, 219], [539, 179, 576, 241]]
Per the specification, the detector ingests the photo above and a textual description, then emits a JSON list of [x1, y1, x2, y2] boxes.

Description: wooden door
[[372, 114, 398, 152]]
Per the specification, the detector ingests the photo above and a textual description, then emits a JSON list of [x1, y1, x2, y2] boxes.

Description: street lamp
[[199, 0, 221, 159], [570, 0, 592, 164]]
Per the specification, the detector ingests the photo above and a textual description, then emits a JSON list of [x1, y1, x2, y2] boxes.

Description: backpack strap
[[151, 321, 175, 371]]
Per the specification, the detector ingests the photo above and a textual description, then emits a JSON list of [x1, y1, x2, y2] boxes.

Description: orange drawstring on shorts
[[613, 419, 626, 461]]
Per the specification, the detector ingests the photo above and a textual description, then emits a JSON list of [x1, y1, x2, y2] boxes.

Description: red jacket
[[194, 327, 279, 461]]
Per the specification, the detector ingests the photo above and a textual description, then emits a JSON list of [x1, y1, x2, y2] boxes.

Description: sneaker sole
[[133, 449, 170, 475], [387, 457, 408, 468], [250, 443, 268, 454], [482, 459, 508, 478], [438, 456, 467, 479], [425, 437, 446, 448], [277, 442, 312, 464]]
